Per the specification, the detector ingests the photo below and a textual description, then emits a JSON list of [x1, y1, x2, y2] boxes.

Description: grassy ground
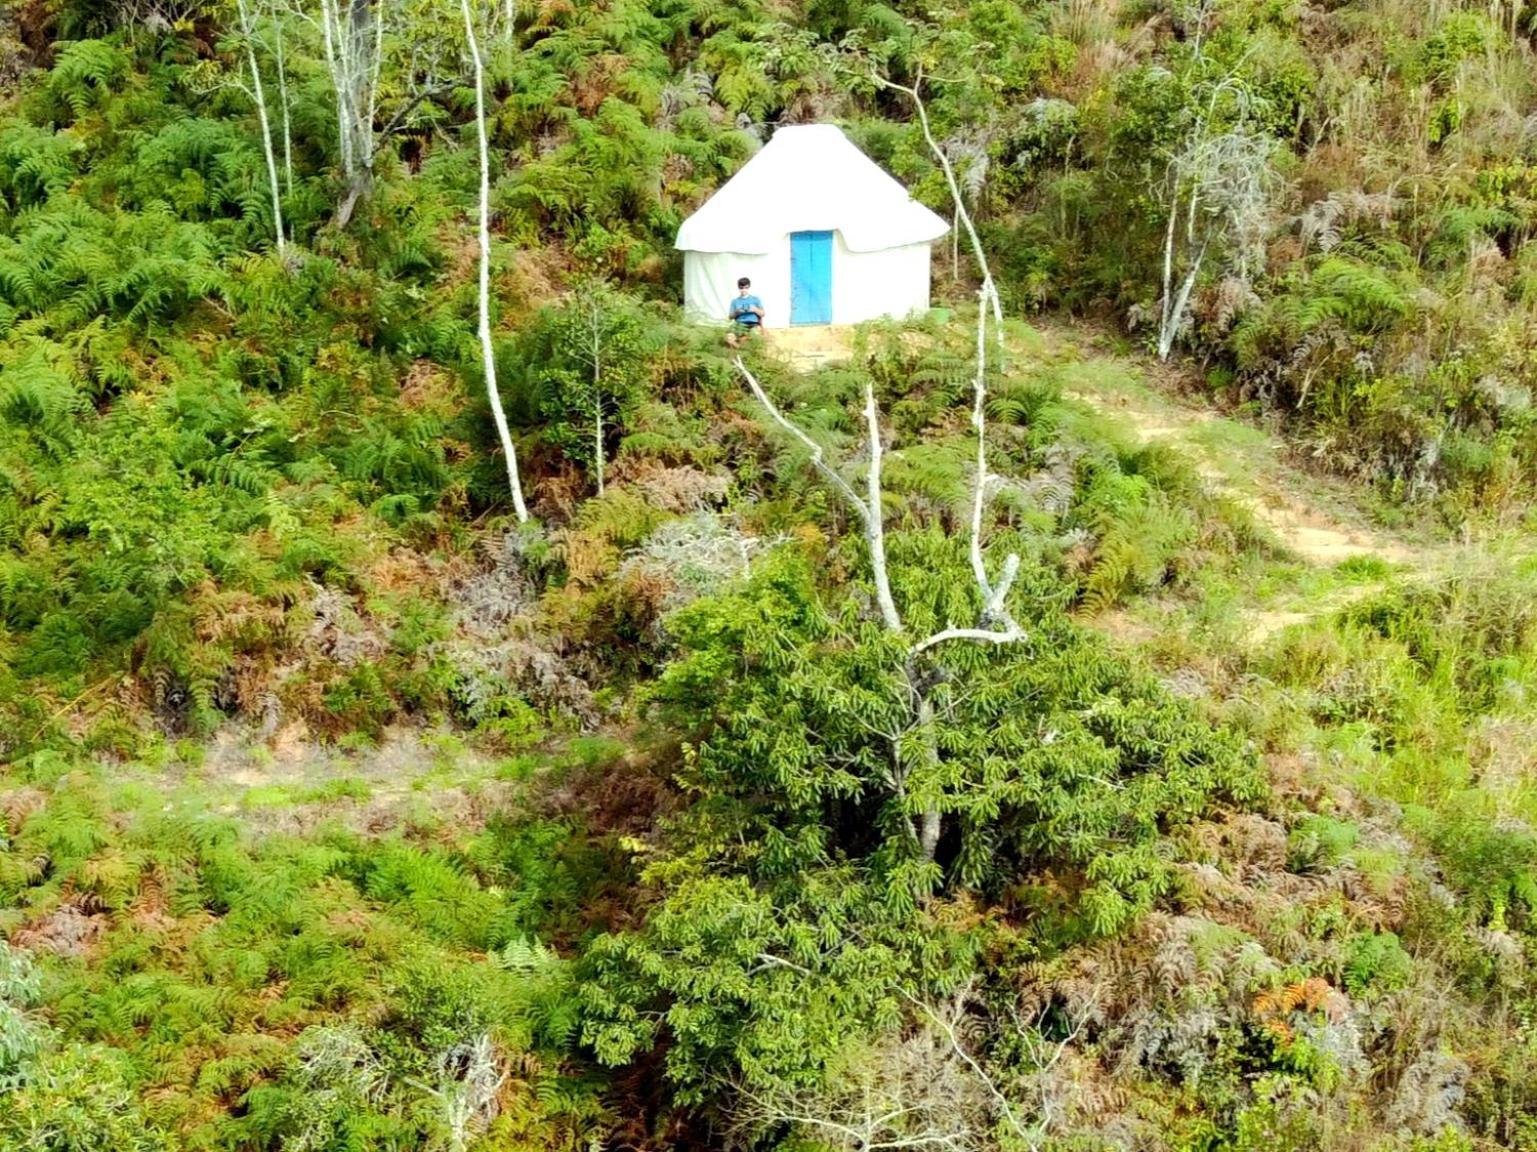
[[5, 313, 1535, 1149]]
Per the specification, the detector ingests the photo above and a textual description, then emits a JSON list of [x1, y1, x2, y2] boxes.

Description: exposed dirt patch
[[1020, 322, 1455, 649], [1061, 366, 1412, 568], [189, 724, 513, 836], [762, 324, 856, 370]]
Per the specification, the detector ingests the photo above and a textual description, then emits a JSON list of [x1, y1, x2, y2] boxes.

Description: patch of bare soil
[[761, 324, 856, 370], [1068, 373, 1413, 568], [1023, 323, 1451, 645], [192, 724, 513, 836]]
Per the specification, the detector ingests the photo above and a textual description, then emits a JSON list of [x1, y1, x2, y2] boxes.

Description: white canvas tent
[[676, 124, 949, 328]]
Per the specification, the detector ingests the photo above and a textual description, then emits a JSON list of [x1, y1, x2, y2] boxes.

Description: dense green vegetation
[[1, 0, 1536, 1149]]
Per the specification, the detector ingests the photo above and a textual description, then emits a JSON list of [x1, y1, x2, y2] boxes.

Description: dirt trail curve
[[1026, 323, 1456, 642], [1067, 366, 1415, 567], [764, 320, 1447, 643], [1064, 372, 1422, 643]]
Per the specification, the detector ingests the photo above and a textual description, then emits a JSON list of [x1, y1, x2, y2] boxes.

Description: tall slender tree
[[735, 71, 1021, 859], [234, 0, 287, 256], [461, 0, 528, 520], [271, 8, 294, 195]]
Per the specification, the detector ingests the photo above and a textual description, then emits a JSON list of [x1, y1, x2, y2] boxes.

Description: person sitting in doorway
[[726, 277, 764, 347]]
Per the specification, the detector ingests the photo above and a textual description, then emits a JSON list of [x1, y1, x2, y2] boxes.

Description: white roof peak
[[675, 122, 950, 255]]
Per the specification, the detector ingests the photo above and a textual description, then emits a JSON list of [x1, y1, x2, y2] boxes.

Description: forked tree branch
[[736, 357, 870, 523], [894, 985, 1041, 1150], [872, 65, 1022, 638], [736, 357, 902, 633], [908, 624, 1023, 659]]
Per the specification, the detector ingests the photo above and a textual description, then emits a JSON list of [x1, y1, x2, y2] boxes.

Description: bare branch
[[895, 986, 1042, 1150], [908, 625, 1024, 659], [370, 82, 456, 158], [871, 67, 1022, 634], [234, 0, 286, 257], [871, 66, 1002, 333], [737, 358, 904, 632], [736, 357, 870, 525], [728, 1004, 996, 1152], [862, 380, 902, 634], [748, 952, 813, 977]]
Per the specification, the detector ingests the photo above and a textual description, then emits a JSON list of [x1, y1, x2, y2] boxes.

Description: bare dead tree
[[311, 0, 460, 225], [193, 2, 286, 256], [316, 0, 381, 225], [730, 1001, 994, 1152], [462, 0, 528, 520], [734, 77, 1026, 860], [1157, 123, 1274, 359], [1153, 59, 1277, 360], [732, 986, 1094, 1152], [271, 6, 295, 195]]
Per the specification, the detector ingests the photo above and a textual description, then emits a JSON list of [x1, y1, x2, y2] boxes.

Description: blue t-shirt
[[730, 294, 763, 325]]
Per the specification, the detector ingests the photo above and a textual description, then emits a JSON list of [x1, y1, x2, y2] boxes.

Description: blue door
[[790, 231, 834, 325]]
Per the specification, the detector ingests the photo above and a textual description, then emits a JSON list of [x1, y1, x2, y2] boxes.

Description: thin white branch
[[863, 380, 902, 634], [735, 358, 902, 633], [236, 0, 286, 258], [272, 7, 294, 195], [983, 552, 1020, 621], [873, 67, 1021, 633], [895, 987, 1039, 1149], [908, 625, 1024, 659], [875, 67, 1002, 334], [749, 952, 814, 977], [318, 0, 347, 172], [736, 358, 870, 523]]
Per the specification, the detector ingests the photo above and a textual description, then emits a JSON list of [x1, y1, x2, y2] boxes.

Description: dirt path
[[1070, 373, 1416, 568], [1035, 326, 1443, 641], [763, 317, 1457, 642], [1032, 325, 1463, 651], [762, 325, 862, 370]]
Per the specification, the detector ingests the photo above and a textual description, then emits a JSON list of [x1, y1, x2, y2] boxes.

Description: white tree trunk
[[951, 206, 959, 278], [273, 11, 295, 195], [1157, 187, 1208, 362], [319, 0, 383, 225], [237, 0, 286, 258], [735, 72, 1037, 867], [463, 0, 528, 521], [591, 312, 604, 495], [883, 71, 1020, 635], [862, 382, 902, 635], [318, 0, 352, 176], [365, 0, 383, 153], [1158, 185, 1179, 358]]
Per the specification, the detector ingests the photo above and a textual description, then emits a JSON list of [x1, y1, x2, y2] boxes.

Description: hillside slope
[[1, 2, 1536, 1150]]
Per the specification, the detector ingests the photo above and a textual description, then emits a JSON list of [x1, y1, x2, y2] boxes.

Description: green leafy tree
[[514, 282, 661, 493]]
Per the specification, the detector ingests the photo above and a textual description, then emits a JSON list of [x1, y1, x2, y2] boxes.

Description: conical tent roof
[[675, 124, 949, 255]]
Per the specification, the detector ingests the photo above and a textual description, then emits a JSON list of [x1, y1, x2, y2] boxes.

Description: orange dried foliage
[[1252, 976, 1338, 1042]]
